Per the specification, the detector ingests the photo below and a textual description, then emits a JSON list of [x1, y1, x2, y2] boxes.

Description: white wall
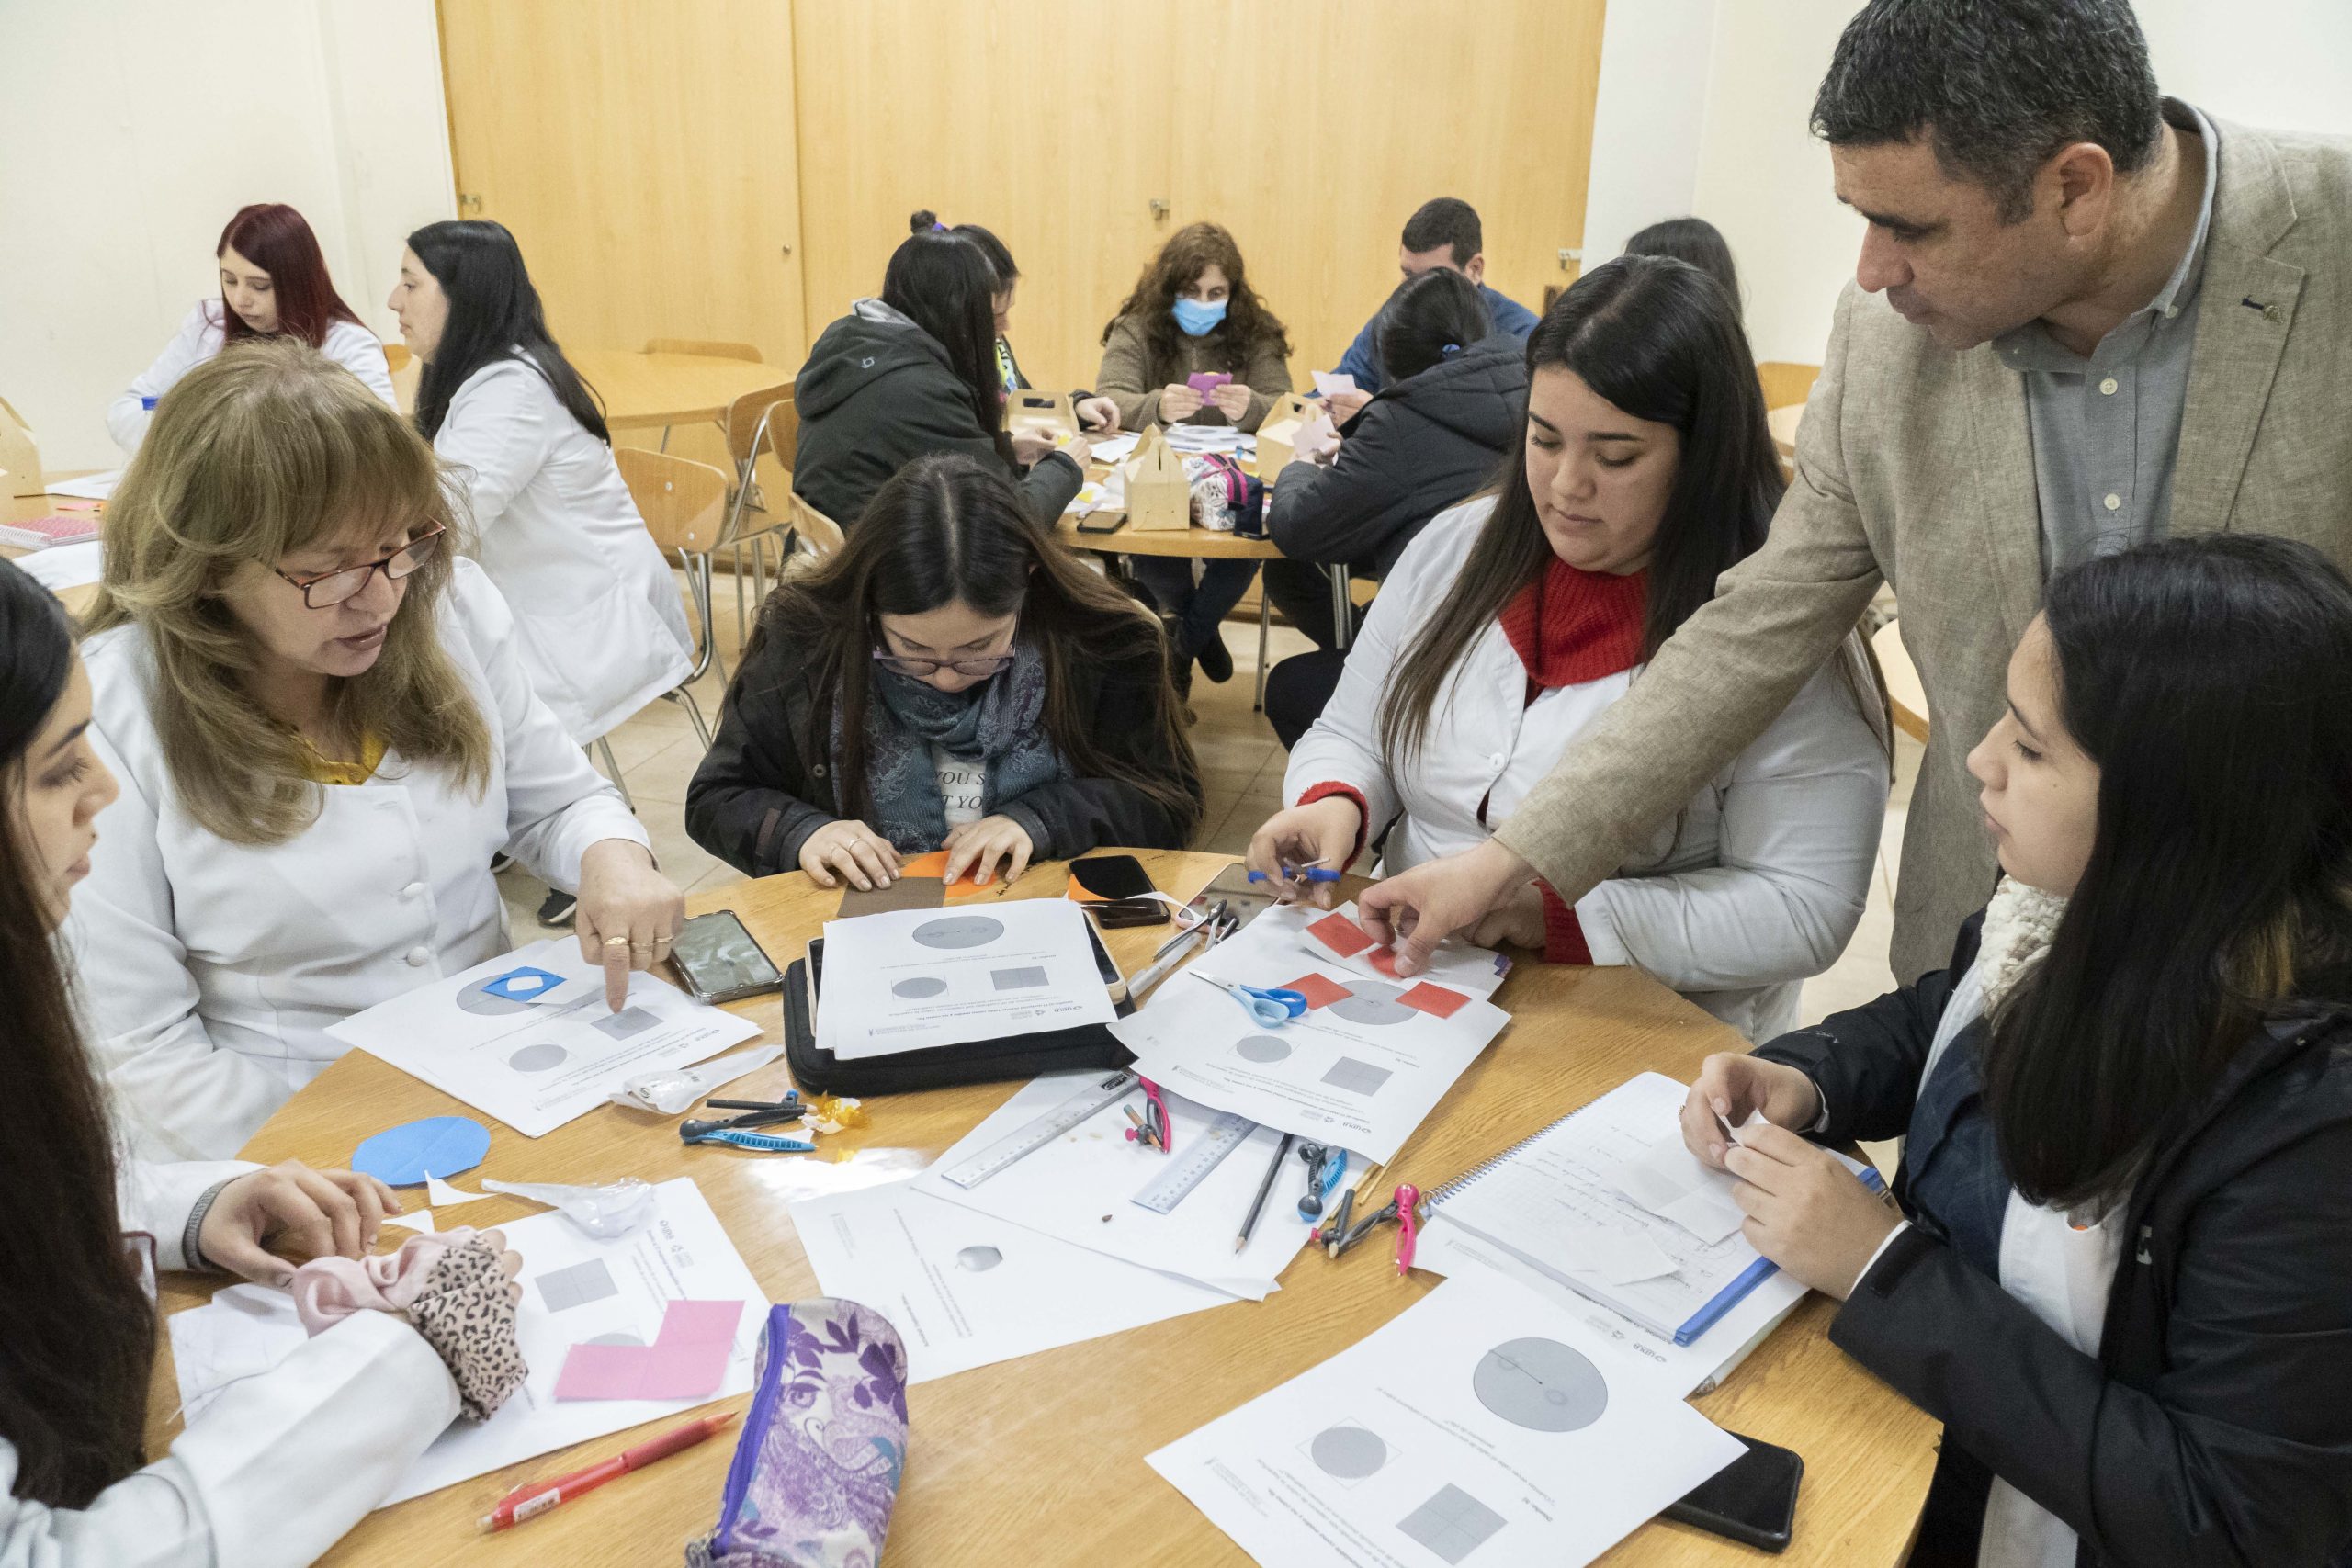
[[0, 0, 454, 473], [1587, 0, 2352, 369]]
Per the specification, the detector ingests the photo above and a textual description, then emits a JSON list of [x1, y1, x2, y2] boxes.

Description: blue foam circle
[[351, 1115, 492, 1187]]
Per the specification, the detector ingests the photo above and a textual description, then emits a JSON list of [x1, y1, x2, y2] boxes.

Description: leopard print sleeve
[[404, 1235, 528, 1420]]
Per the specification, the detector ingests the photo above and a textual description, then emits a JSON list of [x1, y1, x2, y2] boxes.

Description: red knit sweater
[[1302, 558, 1648, 964]]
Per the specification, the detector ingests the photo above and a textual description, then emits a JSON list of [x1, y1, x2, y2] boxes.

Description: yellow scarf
[[293, 730, 387, 786]]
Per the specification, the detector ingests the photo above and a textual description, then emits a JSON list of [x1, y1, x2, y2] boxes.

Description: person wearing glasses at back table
[[71, 341, 684, 1160], [686, 453, 1201, 892]]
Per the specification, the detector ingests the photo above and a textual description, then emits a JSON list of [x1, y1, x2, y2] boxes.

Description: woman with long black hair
[[685, 452, 1198, 890], [792, 228, 1089, 530], [390, 221, 693, 863], [0, 555, 526, 1564], [1685, 534, 2352, 1565], [1249, 255, 1887, 1041]]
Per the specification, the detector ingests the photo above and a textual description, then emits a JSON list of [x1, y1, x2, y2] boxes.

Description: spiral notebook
[[1427, 1071, 1883, 1347]]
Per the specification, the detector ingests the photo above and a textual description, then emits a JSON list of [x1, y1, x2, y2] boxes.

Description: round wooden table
[[1871, 619, 1929, 741], [153, 851, 1937, 1567], [569, 349, 789, 433]]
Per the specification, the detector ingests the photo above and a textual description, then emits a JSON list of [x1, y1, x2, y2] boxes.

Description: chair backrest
[[644, 338, 763, 363], [756, 393, 799, 470], [722, 382, 797, 468], [788, 491, 846, 560], [1757, 361, 1821, 411], [381, 340, 412, 372], [616, 446, 730, 556]]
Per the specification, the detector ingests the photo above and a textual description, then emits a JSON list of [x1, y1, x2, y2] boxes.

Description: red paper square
[[1307, 913, 1376, 958], [1398, 981, 1470, 1019], [1283, 973, 1352, 1010], [1365, 947, 1404, 979]]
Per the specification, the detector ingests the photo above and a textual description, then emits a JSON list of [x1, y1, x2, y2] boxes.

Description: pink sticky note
[[1283, 973, 1352, 1010], [1397, 981, 1469, 1019], [1307, 913, 1376, 959], [553, 1298, 744, 1402], [1187, 371, 1232, 398]]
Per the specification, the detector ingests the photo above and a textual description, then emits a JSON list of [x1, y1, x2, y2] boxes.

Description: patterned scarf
[[832, 639, 1064, 852]]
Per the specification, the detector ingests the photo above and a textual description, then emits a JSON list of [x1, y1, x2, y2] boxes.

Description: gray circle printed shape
[[893, 976, 949, 999], [1326, 980, 1417, 1027], [1471, 1337, 1610, 1432], [910, 916, 1005, 951], [1236, 1034, 1292, 1063], [1308, 1424, 1388, 1479]]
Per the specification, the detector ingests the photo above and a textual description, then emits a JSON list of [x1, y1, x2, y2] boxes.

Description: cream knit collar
[[1975, 875, 2070, 1014]]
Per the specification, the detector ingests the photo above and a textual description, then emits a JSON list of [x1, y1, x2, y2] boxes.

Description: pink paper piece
[[1307, 912, 1376, 959], [1186, 371, 1232, 398], [1397, 981, 1469, 1019], [553, 1297, 744, 1402]]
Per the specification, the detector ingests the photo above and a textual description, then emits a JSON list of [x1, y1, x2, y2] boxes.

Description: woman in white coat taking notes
[[1248, 258, 1888, 1042], [0, 552, 528, 1568], [107, 203, 395, 456], [71, 340, 685, 1160], [390, 221, 692, 756]]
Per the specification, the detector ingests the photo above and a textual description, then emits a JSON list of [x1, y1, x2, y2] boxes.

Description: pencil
[[1235, 1132, 1295, 1253]]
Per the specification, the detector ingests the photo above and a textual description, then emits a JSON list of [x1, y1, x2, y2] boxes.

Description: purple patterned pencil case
[[686, 1299, 910, 1568]]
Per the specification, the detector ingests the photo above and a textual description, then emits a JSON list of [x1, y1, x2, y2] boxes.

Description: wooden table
[[151, 851, 1936, 1566], [1769, 403, 1804, 460], [5, 480, 104, 616], [569, 348, 787, 434], [1871, 619, 1929, 741]]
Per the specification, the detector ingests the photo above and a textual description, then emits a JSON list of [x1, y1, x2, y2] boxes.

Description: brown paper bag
[[1121, 428, 1191, 532], [0, 396, 44, 499]]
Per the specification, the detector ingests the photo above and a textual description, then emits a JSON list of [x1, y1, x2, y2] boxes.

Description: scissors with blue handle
[[1192, 971, 1307, 1027]]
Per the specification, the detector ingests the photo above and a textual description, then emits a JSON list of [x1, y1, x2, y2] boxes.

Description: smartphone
[[1075, 510, 1125, 534], [1071, 854, 1169, 928], [1662, 1432, 1802, 1551], [670, 909, 785, 1004]]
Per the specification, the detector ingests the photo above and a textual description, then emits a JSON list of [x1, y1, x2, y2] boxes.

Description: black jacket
[[1756, 915, 2352, 1568], [1265, 333, 1525, 577], [791, 302, 1083, 528], [684, 626, 1200, 879]]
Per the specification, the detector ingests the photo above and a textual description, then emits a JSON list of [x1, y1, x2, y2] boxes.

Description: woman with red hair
[[107, 203, 394, 454]]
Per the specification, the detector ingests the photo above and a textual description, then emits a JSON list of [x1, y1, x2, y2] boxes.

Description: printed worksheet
[[1148, 1272, 1744, 1568], [330, 939, 762, 1136], [818, 897, 1116, 1060], [791, 1178, 1235, 1382], [168, 1179, 766, 1506], [1110, 904, 1510, 1161]]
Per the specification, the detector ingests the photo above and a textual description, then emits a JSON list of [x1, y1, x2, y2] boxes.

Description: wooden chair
[[710, 389, 797, 637], [643, 338, 762, 363], [380, 341, 411, 373], [787, 491, 845, 561], [614, 446, 729, 773], [1757, 361, 1821, 410]]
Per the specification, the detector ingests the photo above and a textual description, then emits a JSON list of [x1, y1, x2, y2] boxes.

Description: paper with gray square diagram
[[818, 899, 1115, 1060], [1148, 1270, 1743, 1567]]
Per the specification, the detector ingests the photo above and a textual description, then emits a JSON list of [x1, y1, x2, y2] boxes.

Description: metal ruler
[[939, 1070, 1138, 1190], [1130, 1111, 1258, 1213]]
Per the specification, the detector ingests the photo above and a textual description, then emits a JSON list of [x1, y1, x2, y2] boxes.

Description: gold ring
[[603, 936, 630, 948]]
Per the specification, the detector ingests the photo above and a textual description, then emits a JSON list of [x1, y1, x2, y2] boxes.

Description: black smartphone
[[1075, 511, 1125, 534], [1071, 854, 1169, 928], [670, 909, 785, 1004], [1662, 1432, 1802, 1551]]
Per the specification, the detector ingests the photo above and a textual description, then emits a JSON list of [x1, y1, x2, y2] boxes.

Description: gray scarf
[[831, 639, 1064, 852]]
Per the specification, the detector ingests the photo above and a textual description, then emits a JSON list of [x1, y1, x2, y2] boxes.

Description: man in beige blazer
[[1363, 0, 2352, 985]]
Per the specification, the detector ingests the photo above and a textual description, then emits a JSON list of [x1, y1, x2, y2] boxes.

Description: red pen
[[479, 1410, 736, 1532], [1393, 1184, 1421, 1275]]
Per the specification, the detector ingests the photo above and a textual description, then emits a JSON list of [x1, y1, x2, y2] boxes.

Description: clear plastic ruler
[[938, 1070, 1138, 1190], [1130, 1111, 1258, 1213]]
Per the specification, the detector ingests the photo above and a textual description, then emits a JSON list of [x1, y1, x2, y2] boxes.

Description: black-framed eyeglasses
[[272, 525, 445, 609]]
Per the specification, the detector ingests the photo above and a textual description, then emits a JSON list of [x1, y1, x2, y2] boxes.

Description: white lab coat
[[70, 559, 650, 1160], [107, 302, 396, 456], [434, 356, 693, 742], [1285, 499, 1889, 1041], [0, 1160, 457, 1568]]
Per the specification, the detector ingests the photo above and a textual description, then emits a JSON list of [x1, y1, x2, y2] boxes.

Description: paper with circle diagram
[[1147, 1269, 1743, 1568], [817, 897, 1116, 1060], [327, 938, 761, 1136]]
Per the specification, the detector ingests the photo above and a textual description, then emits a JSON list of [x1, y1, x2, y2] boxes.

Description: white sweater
[[108, 302, 395, 456], [1284, 498, 1889, 1040], [69, 560, 649, 1159], [0, 1161, 455, 1568]]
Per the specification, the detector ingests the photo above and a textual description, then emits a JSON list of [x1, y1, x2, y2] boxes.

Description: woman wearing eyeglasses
[[72, 340, 684, 1159], [684, 452, 1201, 890]]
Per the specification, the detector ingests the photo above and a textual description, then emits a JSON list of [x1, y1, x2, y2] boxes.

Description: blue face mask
[[1172, 296, 1227, 337]]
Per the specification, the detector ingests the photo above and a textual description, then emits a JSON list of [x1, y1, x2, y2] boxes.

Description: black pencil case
[[780, 933, 1135, 1096]]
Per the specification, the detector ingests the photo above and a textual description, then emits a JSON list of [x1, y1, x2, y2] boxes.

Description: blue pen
[[684, 1128, 816, 1153]]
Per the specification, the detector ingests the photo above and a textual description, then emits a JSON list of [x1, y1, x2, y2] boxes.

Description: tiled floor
[[505, 572, 1915, 1031]]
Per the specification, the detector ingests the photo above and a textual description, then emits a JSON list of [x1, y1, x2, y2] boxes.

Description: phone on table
[[669, 909, 785, 1004], [1662, 1432, 1802, 1551], [1075, 511, 1125, 535], [1071, 853, 1169, 929]]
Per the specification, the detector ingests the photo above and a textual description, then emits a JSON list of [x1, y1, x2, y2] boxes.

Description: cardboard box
[[1006, 389, 1078, 444], [0, 396, 43, 499], [1253, 393, 1314, 477], [1121, 428, 1191, 532]]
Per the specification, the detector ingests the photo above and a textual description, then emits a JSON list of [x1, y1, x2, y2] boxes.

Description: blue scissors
[[1193, 971, 1308, 1027]]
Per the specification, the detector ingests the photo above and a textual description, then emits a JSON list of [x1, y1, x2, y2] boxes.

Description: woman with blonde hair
[[72, 337, 684, 1159]]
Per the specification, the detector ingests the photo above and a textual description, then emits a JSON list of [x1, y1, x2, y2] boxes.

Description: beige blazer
[[1498, 116, 2352, 983]]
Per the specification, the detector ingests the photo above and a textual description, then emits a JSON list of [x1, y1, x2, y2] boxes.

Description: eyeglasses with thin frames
[[273, 525, 446, 610], [871, 619, 1020, 680]]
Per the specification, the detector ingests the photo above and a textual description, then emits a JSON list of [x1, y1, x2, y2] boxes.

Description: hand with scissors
[[1193, 971, 1307, 1027]]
